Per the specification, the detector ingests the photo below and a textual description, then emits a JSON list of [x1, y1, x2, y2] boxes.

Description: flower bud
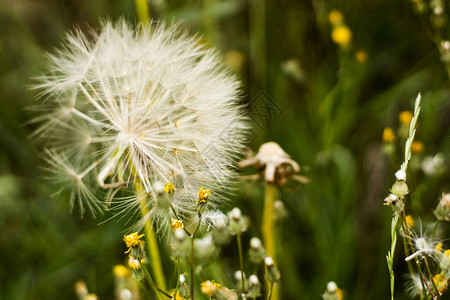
[[273, 200, 288, 220], [435, 193, 450, 221], [74, 280, 88, 299], [391, 180, 409, 197], [178, 275, 190, 298], [212, 221, 232, 246], [247, 275, 261, 298], [264, 256, 280, 283], [249, 237, 266, 264], [228, 208, 248, 234]]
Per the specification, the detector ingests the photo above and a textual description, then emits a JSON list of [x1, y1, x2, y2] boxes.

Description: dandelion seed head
[[32, 20, 248, 224]]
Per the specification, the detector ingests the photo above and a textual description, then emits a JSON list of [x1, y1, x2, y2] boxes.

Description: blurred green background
[[2, 0, 450, 299]]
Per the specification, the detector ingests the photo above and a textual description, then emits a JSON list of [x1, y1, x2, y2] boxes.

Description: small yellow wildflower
[[169, 290, 183, 300], [399, 111, 413, 126], [74, 280, 88, 297], [405, 215, 414, 228], [411, 141, 424, 154], [355, 50, 368, 64], [200, 280, 220, 296], [444, 249, 450, 258], [433, 274, 448, 294], [123, 232, 145, 248], [164, 182, 175, 194], [382, 127, 396, 143], [197, 187, 211, 203], [337, 288, 344, 300], [332, 26, 352, 47], [436, 243, 443, 252], [328, 10, 343, 25], [171, 219, 184, 230], [128, 256, 144, 270], [113, 265, 130, 278]]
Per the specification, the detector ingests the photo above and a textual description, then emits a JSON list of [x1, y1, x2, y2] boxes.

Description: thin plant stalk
[[267, 282, 274, 300], [190, 215, 203, 300], [135, 0, 150, 24], [249, 0, 267, 89], [262, 183, 278, 300], [237, 232, 246, 294], [143, 267, 173, 299], [386, 212, 400, 300], [135, 183, 167, 298]]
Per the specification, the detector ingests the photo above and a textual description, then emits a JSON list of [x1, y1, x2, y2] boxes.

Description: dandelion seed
[[405, 233, 441, 262], [32, 20, 248, 226], [405, 274, 424, 298]]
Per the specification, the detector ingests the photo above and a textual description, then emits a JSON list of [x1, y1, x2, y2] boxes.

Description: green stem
[[237, 232, 246, 294], [424, 258, 440, 299], [262, 183, 278, 300], [135, 0, 150, 24], [136, 183, 167, 299], [387, 212, 400, 300], [267, 282, 274, 300], [190, 215, 203, 300], [143, 266, 173, 299], [431, 220, 440, 239]]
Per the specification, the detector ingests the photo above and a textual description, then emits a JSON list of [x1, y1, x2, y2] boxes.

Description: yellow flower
[[113, 265, 130, 278], [337, 288, 344, 300], [123, 232, 145, 248], [329, 10, 344, 25], [382, 127, 396, 143], [197, 187, 211, 203], [399, 111, 413, 126], [444, 249, 450, 258], [355, 50, 368, 64], [84, 294, 99, 300], [200, 280, 220, 296], [433, 274, 448, 294], [171, 219, 184, 230], [169, 290, 183, 300], [436, 243, 443, 252], [332, 26, 352, 47], [411, 141, 424, 154], [405, 215, 414, 228], [164, 182, 175, 194], [128, 256, 144, 270]]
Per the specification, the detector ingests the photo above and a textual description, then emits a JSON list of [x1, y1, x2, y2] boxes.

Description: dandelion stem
[[135, 182, 167, 299], [262, 183, 278, 300], [237, 232, 246, 294]]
